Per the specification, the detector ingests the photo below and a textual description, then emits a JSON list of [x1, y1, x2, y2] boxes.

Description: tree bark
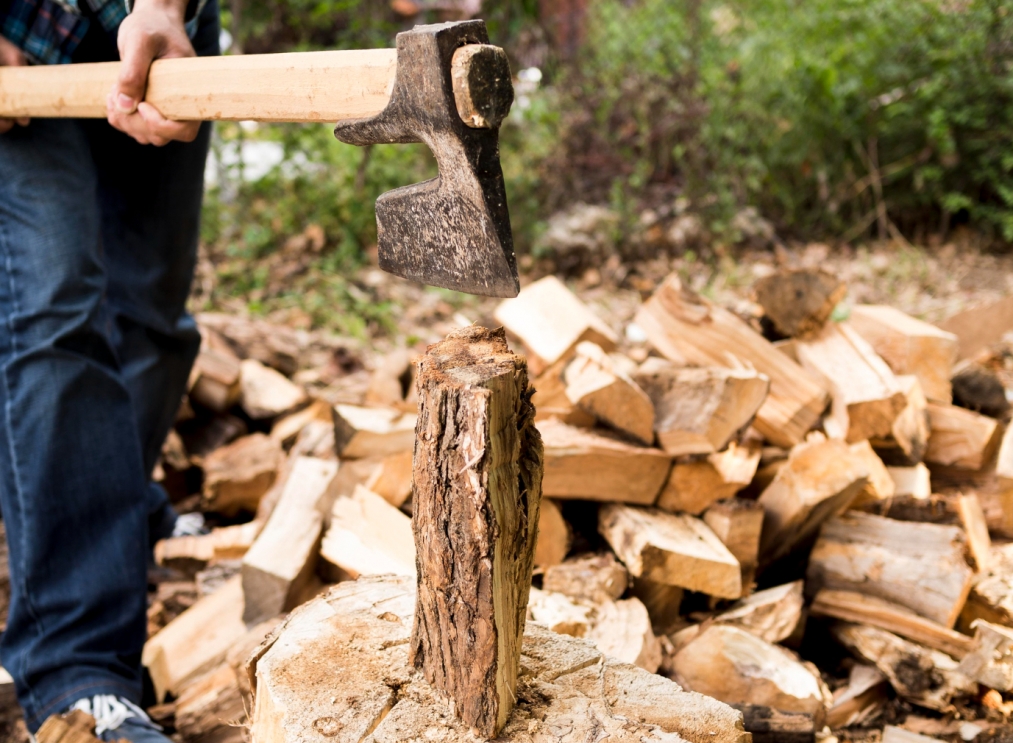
[[409, 326, 543, 737]]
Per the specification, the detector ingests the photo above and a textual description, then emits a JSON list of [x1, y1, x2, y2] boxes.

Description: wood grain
[[0, 50, 397, 121]]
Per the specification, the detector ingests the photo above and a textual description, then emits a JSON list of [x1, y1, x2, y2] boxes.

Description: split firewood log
[[563, 341, 654, 444], [494, 275, 618, 374], [810, 590, 974, 660], [542, 552, 628, 604], [796, 322, 907, 443], [658, 443, 760, 516], [670, 625, 829, 721], [319, 485, 416, 580], [241, 456, 337, 624], [807, 511, 973, 628], [635, 275, 828, 448], [632, 360, 769, 457], [757, 433, 869, 565], [831, 623, 976, 711], [239, 358, 308, 420], [201, 433, 283, 516], [143, 576, 247, 702], [533, 498, 571, 569], [848, 305, 958, 404], [599, 504, 742, 599], [332, 404, 417, 459], [539, 419, 671, 504], [925, 402, 1001, 471]]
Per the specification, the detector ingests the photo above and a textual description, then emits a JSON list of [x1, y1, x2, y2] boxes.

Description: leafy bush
[[541, 0, 1013, 243], [199, 0, 1013, 334]]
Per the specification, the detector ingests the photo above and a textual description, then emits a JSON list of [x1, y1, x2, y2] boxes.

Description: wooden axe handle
[[0, 49, 398, 122]]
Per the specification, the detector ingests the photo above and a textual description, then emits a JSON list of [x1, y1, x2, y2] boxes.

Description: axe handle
[[0, 49, 398, 122]]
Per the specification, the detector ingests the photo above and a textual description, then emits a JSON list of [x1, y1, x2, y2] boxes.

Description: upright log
[[410, 326, 543, 738]]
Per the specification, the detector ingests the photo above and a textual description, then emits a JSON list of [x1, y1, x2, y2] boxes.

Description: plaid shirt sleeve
[[0, 0, 206, 66]]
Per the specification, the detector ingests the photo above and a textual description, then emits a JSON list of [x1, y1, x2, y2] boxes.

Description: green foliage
[[707, 0, 1013, 240], [548, 0, 1013, 242], [199, 0, 1013, 335], [200, 121, 433, 334]]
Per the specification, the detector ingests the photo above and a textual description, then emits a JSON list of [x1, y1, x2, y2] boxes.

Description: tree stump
[[410, 326, 543, 736], [247, 575, 751, 743]]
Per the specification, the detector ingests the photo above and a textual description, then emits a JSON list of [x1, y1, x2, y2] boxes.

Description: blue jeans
[[0, 6, 218, 730]]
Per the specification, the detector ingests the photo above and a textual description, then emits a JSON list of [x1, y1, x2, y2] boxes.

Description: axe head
[[334, 21, 519, 298]]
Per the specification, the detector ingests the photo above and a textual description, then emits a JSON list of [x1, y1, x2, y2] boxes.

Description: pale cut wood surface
[[957, 620, 1013, 691], [657, 442, 760, 515], [871, 374, 930, 465], [564, 341, 655, 444], [635, 275, 828, 448], [849, 440, 896, 506], [173, 663, 245, 743], [961, 542, 1013, 629], [362, 449, 414, 507], [143, 576, 247, 702], [239, 358, 308, 420], [543, 552, 629, 604], [241, 456, 336, 624], [998, 423, 1013, 482], [587, 597, 662, 673], [887, 463, 932, 499], [712, 581, 805, 644], [538, 418, 672, 504], [632, 360, 770, 457], [533, 497, 570, 568], [826, 664, 889, 729], [494, 275, 618, 373], [201, 433, 282, 516], [956, 493, 992, 572], [810, 589, 974, 660], [530, 357, 598, 426], [249, 575, 751, 743], [155, 521, 260, 572], [926, 402, 1001, 470], [848, 305, 958, 404], [527, 587, 593, 637], [0, 50, 397, 121], [332, 404, 417, 459], [599, 504, 742, 598], [796, 322, 906, 442], [882, 725, 945, 743], [757, 434, 870, 565], [703, 498, 764, 577], [319, 485, 416, 580], [807, 511, 973, 628], [671, 625, 828, 719]]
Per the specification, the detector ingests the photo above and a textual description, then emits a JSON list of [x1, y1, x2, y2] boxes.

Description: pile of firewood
[[94, 271, 1013, 742]]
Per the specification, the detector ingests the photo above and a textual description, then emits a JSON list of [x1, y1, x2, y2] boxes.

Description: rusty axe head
[[334, 21, 519, 298]]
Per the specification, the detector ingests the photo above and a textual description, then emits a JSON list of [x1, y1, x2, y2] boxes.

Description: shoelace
[[171, 512, 207, 538], [68, 694, 151, 736]]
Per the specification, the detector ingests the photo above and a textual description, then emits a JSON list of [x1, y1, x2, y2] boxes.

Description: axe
[[0, 20, 519, 298]]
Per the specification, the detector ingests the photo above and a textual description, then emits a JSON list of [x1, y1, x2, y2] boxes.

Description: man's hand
[[0, 36, 30, 134], [108, 0, 199, 146]]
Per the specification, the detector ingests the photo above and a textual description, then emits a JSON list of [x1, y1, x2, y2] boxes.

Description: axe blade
[[334, 21, 519, 298]]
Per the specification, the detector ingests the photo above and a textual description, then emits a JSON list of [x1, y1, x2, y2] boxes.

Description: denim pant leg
[[83, 119, 211, 544], [0, 119, 152, 730]]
